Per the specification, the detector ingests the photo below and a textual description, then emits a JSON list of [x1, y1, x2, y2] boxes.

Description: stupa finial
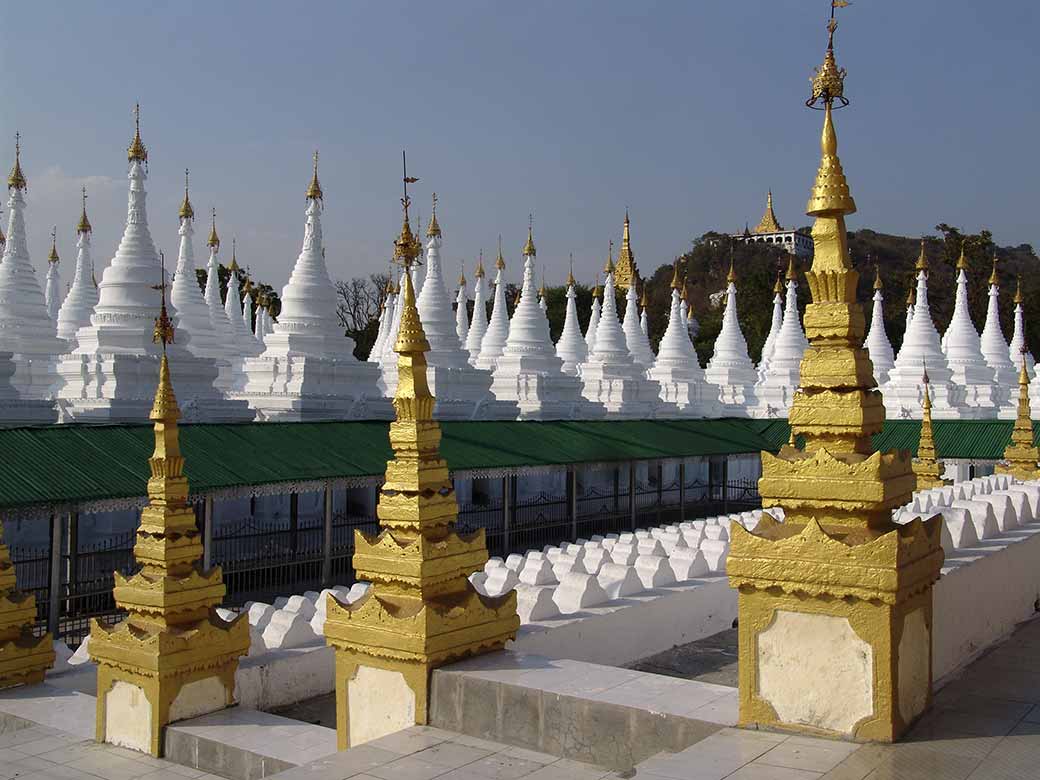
[[753, 189, 783, 233], [475, 249, 486, 278], [873, 263, 882, 291], [727, 251, 738, 284], [774, 270, 784, 295], [496, 236, 506, 270], [393, 151, 421, 267], [955, 242, 968, 271], [179, 168, 194, 221], [671, 260, 682, 291], [567, 253, 576, 287], [426, 192, 441, 237], [989, 255, 999, 286], [8, 133, 26, 191], [915, 239, 928, 273], [1015, 276, 1023, 305], [128, 103, 148, 163], [306, 150, 323, 201], [523, 214, 536, 257], [458, 259, 466, 287], [151, 251, 175, 355], [604, 240, 615, 274], [77, 186, 92, 234], [48, 226, 58, 263], [785, 254, 797, 281], [207, 207, 220, 250]]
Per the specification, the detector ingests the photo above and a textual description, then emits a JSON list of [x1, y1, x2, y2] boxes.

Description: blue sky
[[1, 1, 1037, 292]]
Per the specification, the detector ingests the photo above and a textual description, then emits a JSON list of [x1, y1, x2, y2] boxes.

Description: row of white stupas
[[0, 115, 1034, 425]]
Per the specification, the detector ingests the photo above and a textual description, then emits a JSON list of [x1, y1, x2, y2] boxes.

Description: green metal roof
[[0, 417, 1030, 514]]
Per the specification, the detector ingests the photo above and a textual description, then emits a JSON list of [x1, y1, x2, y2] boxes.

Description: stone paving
[[628, 627, 740, 688]]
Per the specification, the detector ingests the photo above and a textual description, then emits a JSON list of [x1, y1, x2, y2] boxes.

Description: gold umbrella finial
[[496, 235, 506, 270], [915, 239, 928, 273], [207, 207, 220, 250], [128, 103, 148, 163], [566, 253, 576, 287], [475, 249, 486, 279], [426, 192, 441, 238], [989, 255, 1000, 286], [151, 251, 175, 353], [523, 214, 536, 257], [306, 150, 323, 201], [179, 168, 194, 221], [8, 132, 26, 191], [604, 240, 615, 274], [48, 226, 58, 263], [77, 186, 92, 234]]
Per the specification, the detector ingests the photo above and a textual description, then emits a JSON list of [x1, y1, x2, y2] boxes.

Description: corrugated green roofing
[[0, 417, 1031, 514], [0, 418, 770, 513]]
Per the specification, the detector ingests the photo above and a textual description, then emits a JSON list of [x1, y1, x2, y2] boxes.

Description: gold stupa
[[995, 359, 1040, 481], [323, 185, 518, 750], [90, 275, 248, 756], [912, 368, 946, 490], [613, 211, 640, 291], [727, 12, 943, 743]]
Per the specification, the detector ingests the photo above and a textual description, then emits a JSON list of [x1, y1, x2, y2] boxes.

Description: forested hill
[[634, 227, 1038, 366]]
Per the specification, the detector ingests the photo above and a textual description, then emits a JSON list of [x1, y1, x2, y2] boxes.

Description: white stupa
[[377, 273, 405, 375], [903, 286, 915, 337], [537, 274, 548, 313], [369, 278, 395, 362], [200, 211, 247, 391], [979, 258, 1019, 418], [882, 242, 963, 419], [940, 247, 997, 415], [757, 272, 784, 379], [455, 265, 469, 345], [579, 253, 661, 417], [393, 198, 512, 419], [0, 139, 66, 401], [241, 281, 255, 342], [56, 111, 250, 422], [585, 282, 602, 354], [703, 263, 757, 415], [639, 286, 649, 336], [222, 240, 261, 359], [56, 189, 100, 349], [648, 264, 718, 417], [239, 153, 391, 421], [464, 254, 488, 363], [555, 264, 588, 376], [475, 244, 510, 371], [1009, 278, 1035, 372], [864, 266, 895, 386], [44, 231, 61, 322], [169, 171, 234, 394], [753, 256, 808, 418], [489, 225, 582, 419], [622, 278, 655, 367]]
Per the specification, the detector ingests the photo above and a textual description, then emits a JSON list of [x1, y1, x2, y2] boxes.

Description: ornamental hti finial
[[152, 252, 174, 352], [807, 1, 850, 108]]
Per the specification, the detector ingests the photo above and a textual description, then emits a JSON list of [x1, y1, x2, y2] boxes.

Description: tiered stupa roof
[[555, 261, 587, 376], [622, 275, 655, 366], [475, 242, 510, 370], [864, 266, 895, 385], [585, 279, 602, 354], [940, 246, 997, 414], [980, 257, 1019, 418], [753, 255, 808, 417], [703, 261, 757, 413], [464, 253, 488, 363], [56, 188, 100, 348], [758, 271, 785, 377], [455, 265, 469, 345], [44, 229, 61, 322]]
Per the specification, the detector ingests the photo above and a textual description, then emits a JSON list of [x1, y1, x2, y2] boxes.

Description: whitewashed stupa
[[940, 247, 997, 415], [222, 240, 262, 360], [464, 254, 488, 363], [455, 266, 469, 345], [475, 244, 510, 371], [757, 272, 784, 379], [622, 279, 655, 367], [1008, 279, 1040, 416], [0, 138, 66, 400], [585, 281, 602, 354], [579, 253, 661, 417], [56, 189, 100, 349], [44, 231, 61, 322], [703, 263, 757, 414], [490, 225, 582, 419], [753, 256, 807, 418], [369, 277, 395, 363], [863, 266, 895, 386], [639, 287, 649, 336], [882, 241, 963, 419], [980, 258, 1019, 418], [555, 264, 588, 376], [200, 211, 247, 390], [239, 153, 390, 421], [56, 111, 250, 422], [648, 264, 718, 416]]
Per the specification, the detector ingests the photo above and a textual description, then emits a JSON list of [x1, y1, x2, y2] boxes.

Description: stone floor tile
[[458, 753, 546, 779], [364, 727, 452, 755], [755, 740, 858, 774], [0, 728, 60, 749], [715, 728, 787, 744], [633, 753, 743, 780], [13, 736, 82, 756], [267, 745, 401, 780], [12, 769, 99, 780], [413, 741, 494, 769], [497, 746, 559, 765], [937, 693, 1035, 724], [726, 764, 823, 780], [849, 744, 982, 780], [138, 770, 213, 780], [368, 755, 448, 780], [451, 734, 513, 752], [66, 752, 158, 780], [0, 746, 27, 763]]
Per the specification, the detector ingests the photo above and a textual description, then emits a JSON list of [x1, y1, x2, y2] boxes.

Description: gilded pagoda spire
[[915, 239, 928, 273], [774, 270, 785, 295], [306, 150, 323, 201], [523, 215, 536, 257], [785, 254, 797, 281], [906, 285, 916, 308], [227, 237, 240, 272], [955, 243, 968, 271], [495, 237, 506, 271], [48, 227, 59, 264], [996, 355, 1040, 481], [873, 264, 882, 291], [989, 255, 999, 286], [728, 255, 738, 284], [614, 209, 639, 291], [7, 133, 26, 191], [671, 260, 682, 290], [566, 253, 576, 287], [753, 190, 783, 234], [475, 249, 486, 279], [207, 208, 220, 250], [77, 186, 92, 234], [127, 103, 147, 163], [603, 240, 615, 275], [458, 260, 466, 288], [426, 192, 441, 238], [1015, 276, 1023, 305], [179, 168, 194, 221], [912, 365, 945, 489], [728, 8, 943, 743], [640, 283, 648, 308]]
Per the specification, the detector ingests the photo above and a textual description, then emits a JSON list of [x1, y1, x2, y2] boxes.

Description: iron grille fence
[[8, 473, 759, 646]]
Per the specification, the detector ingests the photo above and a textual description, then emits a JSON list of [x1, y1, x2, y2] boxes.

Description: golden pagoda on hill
[[323, 180, 518, 749], [726, 9, 943, 742]]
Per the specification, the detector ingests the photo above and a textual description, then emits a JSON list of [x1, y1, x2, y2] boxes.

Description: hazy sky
[[1, 1, 1037, 294]]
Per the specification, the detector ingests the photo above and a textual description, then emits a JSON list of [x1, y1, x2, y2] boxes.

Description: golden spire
[[458, 260, 466, 288], [538, 270, 546, 298], [912, 363, 945, 489], [523, 214, 536, 257], [127, 103, 148, 163], [495, 237, 506, 271], [475, 249, 486, 279], [592, 280, 602, 299], [603, 240, 615, 274], [426, 192, 441, 237], [228, 237, 240, 272], [393, 152, 421, 267], [8, 133, 26, 191], [989, 255, 999, 286], [566, 253, 576, 287], [997, 352, 1040, 480], [1015, 276, 1023, 305], [727, 254, 738, 284], [809, 17, 848, 108], [680, 275, 690, 302], [306, 150, 323, 201], [77, 186, 92, 234], [955, 243, 968, 271], [179, 168, 194, 220], [873, 264, 882, 291], [207, 208, 220, 250], [785, 254, 797, 281], [906, 285, 916, 308], [774, 270, 784, 295], [640, 283, 648, 308], [151, 252, 175, 351], [915, 239, 928, 273], [613, 209, 639, 290], [48, 227, 58, 263], [753, 190, 783, 233], [670, 260, 682, 290]]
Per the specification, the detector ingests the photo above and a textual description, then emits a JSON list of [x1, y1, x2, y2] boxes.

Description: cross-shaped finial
[[151, 251, 174, 352]]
